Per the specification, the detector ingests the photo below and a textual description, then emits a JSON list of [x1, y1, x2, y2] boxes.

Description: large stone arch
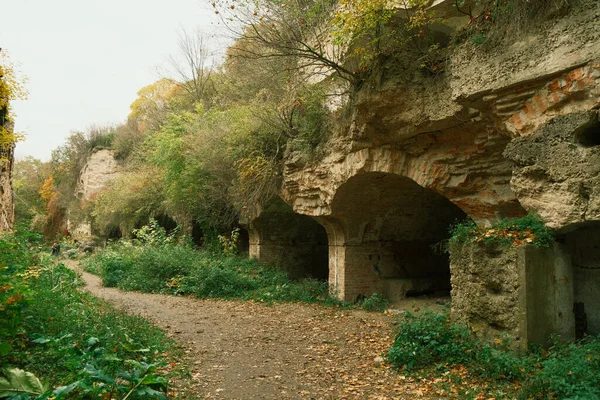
[[247, 196, 329, 280], [282, 135, 527, 302], [320, 172, 469, 302], [285, 133, 526, 228]]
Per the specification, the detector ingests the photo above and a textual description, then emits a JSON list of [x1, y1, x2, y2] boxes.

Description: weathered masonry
[[245, 0, 600, 346]]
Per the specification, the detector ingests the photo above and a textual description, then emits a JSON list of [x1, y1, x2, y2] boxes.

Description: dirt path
[[65, 260, 442, 400]]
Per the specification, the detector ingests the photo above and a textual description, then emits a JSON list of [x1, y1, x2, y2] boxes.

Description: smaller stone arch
[[247, 196, 329, 280]]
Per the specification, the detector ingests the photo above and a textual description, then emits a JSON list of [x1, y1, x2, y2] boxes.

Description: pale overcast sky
[[1, 0, 226, 161]]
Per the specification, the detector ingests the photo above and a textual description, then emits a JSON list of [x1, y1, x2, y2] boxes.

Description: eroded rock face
[[505, 111, 600, 231], [77, 149, 120, 201], [69, 149, 120, 239], [0, 144, 14, 232], [0, 88, 14, 232], [450, 242, 575, 347]]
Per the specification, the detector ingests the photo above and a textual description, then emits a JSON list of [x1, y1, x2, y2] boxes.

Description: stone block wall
[[450, 242, 575, 347]]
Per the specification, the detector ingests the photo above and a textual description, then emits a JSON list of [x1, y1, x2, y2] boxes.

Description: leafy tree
[[212, 0, 359, 85], [165, 29, 217, 108], [91, 165, 167, 236], [12, 157, 50, 225], [128, 79, 182, 135], [0, 49, 27, 154]]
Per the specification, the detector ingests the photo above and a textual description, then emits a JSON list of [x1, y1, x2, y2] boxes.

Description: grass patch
[[0, 230, 188, 399], [447, 214, 554, 250], [358, 293, 389, 312], [388, 311, 600, 399]]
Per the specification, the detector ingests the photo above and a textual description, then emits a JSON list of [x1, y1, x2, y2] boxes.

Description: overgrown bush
[[388, 311, 476, 371], [359, 293, 389, 312], [83, 239, 335, 304], [0, 230, 45, 356], [387, 311, 600, 399], [523, 337, 600, 399]]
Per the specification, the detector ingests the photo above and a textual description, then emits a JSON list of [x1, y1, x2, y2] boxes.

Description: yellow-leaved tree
[[0, 50, 27, 156]]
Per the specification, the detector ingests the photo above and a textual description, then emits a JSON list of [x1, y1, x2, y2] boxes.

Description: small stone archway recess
[[248, 196, 329, 280], [561, 222, 600, 338], [236, 228, 250, 256], [327, 172, 469, 303]]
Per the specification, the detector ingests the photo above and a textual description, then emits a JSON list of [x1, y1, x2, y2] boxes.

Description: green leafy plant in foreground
[[388, 311, 476, 371], [0, 230, 181, 399], [0, 368, 47, 398]]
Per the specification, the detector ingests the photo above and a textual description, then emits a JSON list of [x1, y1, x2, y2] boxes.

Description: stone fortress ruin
[[65, 0, 600, 349], [242, 0, 600, 348]]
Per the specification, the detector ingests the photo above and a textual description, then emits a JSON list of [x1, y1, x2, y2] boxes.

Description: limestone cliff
[[76, 149, 120, 202], [283, 0, 600, 227], [69, 149, 120, 239]]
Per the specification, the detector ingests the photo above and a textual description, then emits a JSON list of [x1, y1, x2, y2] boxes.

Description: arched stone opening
[[155, 214, 178, 235], [574, 120, 600, 148], [329, 172, 469, 303], [249, 197, 329, 280], [191, 220, 204, 246], [561, 222, 600, 337], [237, 228, 250, 256], [106, 225, 122, 240]]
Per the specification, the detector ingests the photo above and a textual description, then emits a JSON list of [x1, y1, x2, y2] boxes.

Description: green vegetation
[[454, 0, 575, 46], [388, 311, 600, 399], [358, 293, 389, 312], [447, 214, 554, 250], [82, 220, 335, 305], [13, 0, 574, 243], [84, 241, 336, 305], [0, 230, 184, 399]]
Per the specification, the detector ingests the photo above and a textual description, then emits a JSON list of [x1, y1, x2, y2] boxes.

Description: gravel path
[[66, 260, 441, 400]]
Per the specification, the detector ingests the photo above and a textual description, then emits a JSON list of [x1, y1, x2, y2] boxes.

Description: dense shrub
[[359, 293, 389, 312], [388, 311, 476, 371], [388, 311, 600, 399], [84, 241, 333, 304], [0, 230, 45, 356], [523, 337, 600, 399]]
